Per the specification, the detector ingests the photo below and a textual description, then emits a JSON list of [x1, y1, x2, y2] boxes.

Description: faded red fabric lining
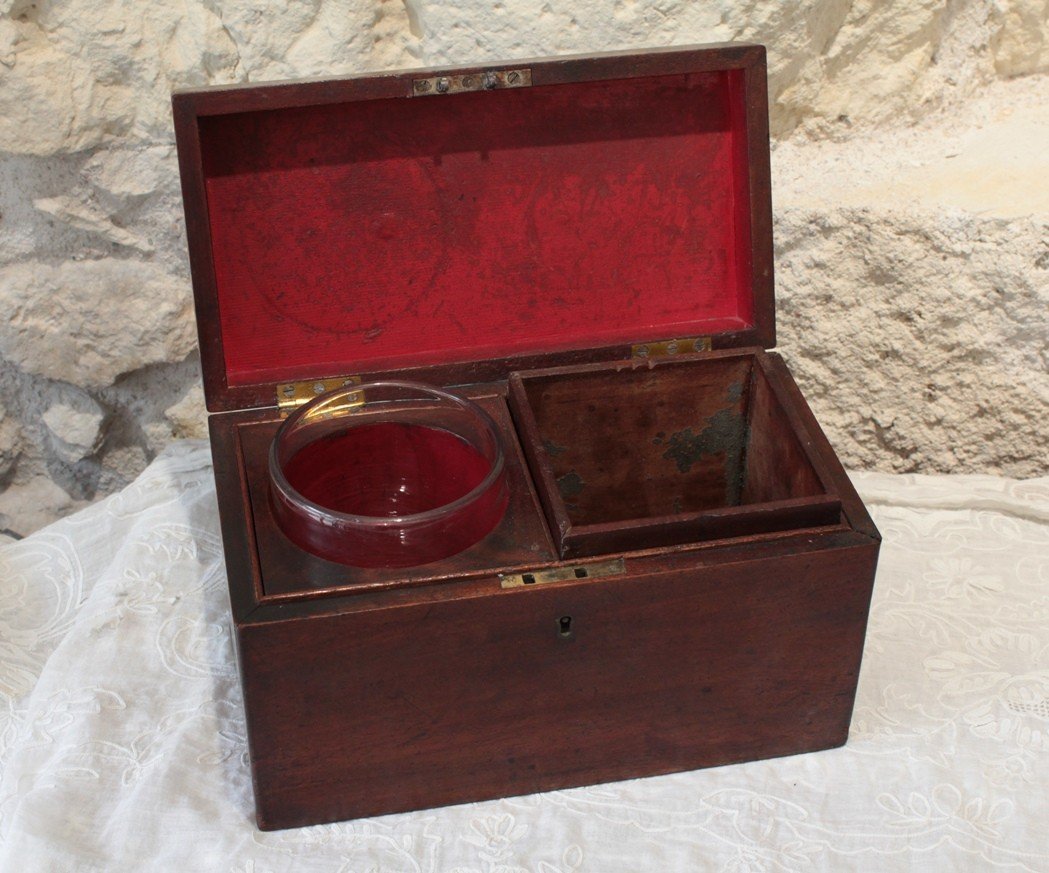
[[201, 70, 754, 386]]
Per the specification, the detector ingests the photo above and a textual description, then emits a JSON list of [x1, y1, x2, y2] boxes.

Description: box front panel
[[238, 537, 877, 829]]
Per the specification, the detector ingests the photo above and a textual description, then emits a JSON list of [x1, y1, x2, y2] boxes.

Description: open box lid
[[173, 43, 774, 413]]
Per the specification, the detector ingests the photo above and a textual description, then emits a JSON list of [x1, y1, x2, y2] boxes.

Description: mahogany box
[[173, 43, 880, 831]]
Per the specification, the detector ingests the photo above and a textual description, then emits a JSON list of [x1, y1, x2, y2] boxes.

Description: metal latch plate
[[500, 557, 626, 589], [413, 68, 531, 96], [632, 336, 712, 359]]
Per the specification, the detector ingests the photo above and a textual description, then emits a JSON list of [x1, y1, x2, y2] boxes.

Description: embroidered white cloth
[[1, 440, 1047, 872]]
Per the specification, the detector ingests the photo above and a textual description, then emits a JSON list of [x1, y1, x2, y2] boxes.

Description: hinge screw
[[415, 79, 430, 92], [507, 71, 520, 84]]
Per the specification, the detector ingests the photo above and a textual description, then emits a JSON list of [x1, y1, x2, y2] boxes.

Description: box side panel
[[741, 361, 827, 504], [238, 537, 878, 829], [209, 410, 266, 620], [759, 353, 880, 540]]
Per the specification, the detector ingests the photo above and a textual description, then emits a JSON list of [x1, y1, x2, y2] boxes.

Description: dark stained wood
[[240, 534, 878, 829], [207, 411, 264, 620], [181, 43, 880, 832], [209, 380, 878, 828], [515, 354, 755, 520], [173, 97, 231, 412], [212, 399, 866, 622], [742, 48, 775, 349], [508, 349, 842, 559], [175, 43, 765, 114], [555, 495, 843, 562], [742, 357, 827, 504], [761, 352, 880, 540]]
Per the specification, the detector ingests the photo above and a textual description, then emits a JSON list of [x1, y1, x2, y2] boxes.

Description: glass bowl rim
[[268, 380, 507, 529]]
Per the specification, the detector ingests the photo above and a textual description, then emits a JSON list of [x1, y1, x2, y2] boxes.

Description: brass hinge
[[413, 67, 531, 96], [499, 557, 626, 589], [631, 336, 712, 359], [276, 376, 363, 418]]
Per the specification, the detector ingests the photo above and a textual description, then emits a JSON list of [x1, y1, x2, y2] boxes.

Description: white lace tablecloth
[[1, 440, 1047, 872]]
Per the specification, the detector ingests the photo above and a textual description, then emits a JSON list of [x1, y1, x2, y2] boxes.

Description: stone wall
[[0, 0, 1046, 535]]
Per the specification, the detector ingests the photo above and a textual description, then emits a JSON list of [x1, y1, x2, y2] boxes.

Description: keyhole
[[558, 615, 573, 638]]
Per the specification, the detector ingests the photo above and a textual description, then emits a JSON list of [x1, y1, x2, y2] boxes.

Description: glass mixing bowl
[[269, 381, 509, 568]]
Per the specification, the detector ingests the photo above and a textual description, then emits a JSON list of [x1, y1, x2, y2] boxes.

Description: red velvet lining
[[200, 70, 755, 386]]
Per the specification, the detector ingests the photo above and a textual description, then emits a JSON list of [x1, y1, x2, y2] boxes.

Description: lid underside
[[177, 45, 774, 409]]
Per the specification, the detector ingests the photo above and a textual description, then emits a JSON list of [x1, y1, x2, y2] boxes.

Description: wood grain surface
[[184, 44, 878, 831]]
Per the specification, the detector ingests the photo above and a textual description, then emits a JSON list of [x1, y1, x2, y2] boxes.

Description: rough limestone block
[[0, 475, 84, 537], [1, 0, 1046, 155], [32, 196, 153, 252], [775, 209, 1048, 476], [41, 387, 106, 464], [163, 383, 207, 441], [0, 0, 1046, 533], [992, 0, 1049, 76], [0, 401, 21, 481], [0, 259, 196, 388], [0, 15, 130, 155], [773, 75, 1049, 477]]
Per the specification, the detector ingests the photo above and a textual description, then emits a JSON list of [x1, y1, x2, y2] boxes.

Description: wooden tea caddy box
[[173, 43, 880, 831]]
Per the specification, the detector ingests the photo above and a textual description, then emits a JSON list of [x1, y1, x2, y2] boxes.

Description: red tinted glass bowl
[[269, 381, 509, 568]]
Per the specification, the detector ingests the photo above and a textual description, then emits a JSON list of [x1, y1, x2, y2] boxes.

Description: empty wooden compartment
[[509, 348, 843, 559]]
